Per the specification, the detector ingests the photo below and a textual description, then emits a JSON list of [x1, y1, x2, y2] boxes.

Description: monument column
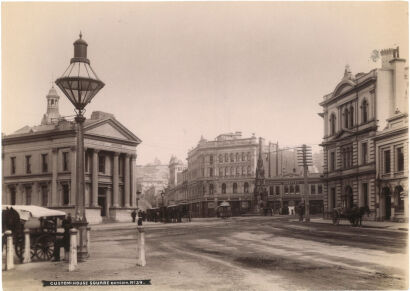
[[92, 149, 99, 207], [124, 154, 130, 208], [113, 152, 120, 208]]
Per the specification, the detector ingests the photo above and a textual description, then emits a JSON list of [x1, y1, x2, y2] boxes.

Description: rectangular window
[[42, 153, 48, 172], [362, 183, 368, 207], [10, 187, 16, 205], [330, 152, 335, 171], [384, 150, 391, 173], [311, 185, 316, 194], [62, 184, 70, 205], [201, 168, 205, 177], [318, 185, 323, 194], [10, 157, 16, 175], [342, 145, 353, 169], [295, 185, 300, 193], [25, 155, 31, 174], [362, 142, 368, 165], [210, 155, 213, 165], [25, 186, 32, 205], [275, 186, 280, 195], [63, 152, 69, 171], [397, 147, 404, 172], [331, 188, 336, 209], [85, 153, 89, 173], [99, 155, 105, 173], [41, 185, 48, 206], [209, 168, 213, 177]]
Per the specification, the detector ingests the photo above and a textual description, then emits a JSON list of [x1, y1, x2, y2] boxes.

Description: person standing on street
[[131, 210, 137, 223]]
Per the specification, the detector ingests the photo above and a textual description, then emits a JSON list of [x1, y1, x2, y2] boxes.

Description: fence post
[[5, 230, 14, 270], [136, 226, 146, 266], [86, 226, 91, 258], [68, 228, 78, 272], [23, 229, 31, 263]]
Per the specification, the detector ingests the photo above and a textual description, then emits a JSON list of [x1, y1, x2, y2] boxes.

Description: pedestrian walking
[[53, 213, 72, 261], [131, 210, 137, 223]]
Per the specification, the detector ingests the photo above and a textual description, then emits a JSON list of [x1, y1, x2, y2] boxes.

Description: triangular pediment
[[84, 118, 141, 144]]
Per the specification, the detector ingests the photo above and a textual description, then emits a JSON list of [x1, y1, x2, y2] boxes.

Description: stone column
[[92, 149, 99, 207], [130, 154, 137, 207], [113, 152, 120, 208], [51, 148, 58, 206], [70, 146, 76, 206], [23, 229, 31, 263], [69, 229, 78, 272], [124, 154, 130, 208], [5, 230, 14, 270]]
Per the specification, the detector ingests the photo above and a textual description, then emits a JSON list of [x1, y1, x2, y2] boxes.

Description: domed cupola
[[41, 85, 61, 125]]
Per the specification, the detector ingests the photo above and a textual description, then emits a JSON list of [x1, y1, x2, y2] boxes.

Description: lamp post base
[[72, 220, 89, 261]]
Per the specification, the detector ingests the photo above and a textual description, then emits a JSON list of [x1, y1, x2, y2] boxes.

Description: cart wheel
[[34, 235, 55, 261]]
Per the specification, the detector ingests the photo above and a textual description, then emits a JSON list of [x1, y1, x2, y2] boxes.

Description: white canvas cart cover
[[2, 205, 66, 221], [219, 201, 230, 207]]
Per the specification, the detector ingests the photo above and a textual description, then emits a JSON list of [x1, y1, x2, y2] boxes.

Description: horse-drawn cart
[[2, 205, 67, 262], [332, 205, 370, 226]]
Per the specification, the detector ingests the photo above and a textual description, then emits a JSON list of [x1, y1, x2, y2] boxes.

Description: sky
[[2, 2, 408, 165]]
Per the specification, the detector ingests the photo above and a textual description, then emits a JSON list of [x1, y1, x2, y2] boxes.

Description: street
[[3, 216, 408, 291]]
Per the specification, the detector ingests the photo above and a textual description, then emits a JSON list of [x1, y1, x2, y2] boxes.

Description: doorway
[[98, 187, 107, 217], [383, 187, 391, 220]]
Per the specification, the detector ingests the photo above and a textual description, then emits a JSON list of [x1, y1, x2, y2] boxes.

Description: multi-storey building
[[165, 132, 324, 217], [2, 87, 142, 224], [319, 47, 408, 221]]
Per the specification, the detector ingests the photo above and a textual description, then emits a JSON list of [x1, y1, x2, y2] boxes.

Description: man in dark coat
[[53, 213, 72, 261], [131, 210, 137, 223]]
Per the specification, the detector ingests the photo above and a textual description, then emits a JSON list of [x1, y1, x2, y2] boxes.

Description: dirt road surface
[[3, 216, 408, 291]]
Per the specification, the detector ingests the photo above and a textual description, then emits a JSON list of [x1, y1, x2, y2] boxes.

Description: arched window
[[244, 182, 249, 193], [330, 113, 336, 136], [233, 183, 238, 193], [349, 106, 354, 128], [225, 167, 228, 176], [219, 154, 223, 163], [295, 185, 300, 193], [236, 153, 239, 162], [269, 186, 274, 195], [209, 168, 213, 177], [236, 167, 240, 176], [242, 152, 245, 161], [209, 184, 214, 195], [284, 185, 289, 193], [361, 99, 368, 123], [242, 166, 246, 175], [231, 167, 234, 176], [230, 153, 234, 162], [290, 185, 294, 193], [224, 153, 228, 162], [203, 185, 206, 194], [344, 108, 349, 128], [222, 183, 226, 194], [247, 166, 251, 175]]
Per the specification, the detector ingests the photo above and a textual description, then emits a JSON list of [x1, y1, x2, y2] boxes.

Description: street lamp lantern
[[55, 33, 104, 261]]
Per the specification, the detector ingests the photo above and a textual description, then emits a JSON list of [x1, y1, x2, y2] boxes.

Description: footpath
[[291, 217, 408, 231]]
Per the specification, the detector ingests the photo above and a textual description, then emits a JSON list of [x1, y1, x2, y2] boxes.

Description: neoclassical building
[[2, 87, 141, 224], [319, 47, 408, 221]]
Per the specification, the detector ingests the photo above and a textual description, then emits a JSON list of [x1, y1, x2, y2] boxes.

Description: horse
[[351, 205, 371, 226], [332, 205, 370, 226]]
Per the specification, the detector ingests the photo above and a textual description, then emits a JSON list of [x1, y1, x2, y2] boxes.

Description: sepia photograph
[[1, 1, 409, 290]]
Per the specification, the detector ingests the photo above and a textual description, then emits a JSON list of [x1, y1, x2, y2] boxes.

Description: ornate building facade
[[2, 87, 142, 224], [319, 47, 408, 221], [165, 132, 324, 217]]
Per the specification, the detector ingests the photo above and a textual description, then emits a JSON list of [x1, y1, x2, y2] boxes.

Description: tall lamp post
[[136, 191, 141, 209], [56, 33, 105, 261], [161, 191, 165, 222]]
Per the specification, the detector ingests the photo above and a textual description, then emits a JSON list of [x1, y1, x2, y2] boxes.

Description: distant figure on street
[[138, 210, 143, 225], [131, 210, 137, 223], [298, 203, 305, 222], [53, 213, 72, 261]]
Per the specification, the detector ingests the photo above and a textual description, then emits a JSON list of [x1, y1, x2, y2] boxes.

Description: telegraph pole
[[276, 142, 279, 176], [268, 142, 271, 178], [297, 144, 313, 222]]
